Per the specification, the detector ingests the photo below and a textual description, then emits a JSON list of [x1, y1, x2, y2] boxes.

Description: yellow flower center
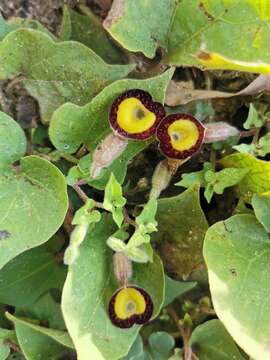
[[114, 287, 146, 319], [117, 98, 156, 134], [168, 119, 199, 151]]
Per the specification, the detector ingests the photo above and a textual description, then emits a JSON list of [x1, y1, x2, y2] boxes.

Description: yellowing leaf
[[220, 152, 270, 198], [168, 0, 270, 74]]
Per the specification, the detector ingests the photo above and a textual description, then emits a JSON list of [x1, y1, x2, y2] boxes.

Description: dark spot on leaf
[[0, 230, 11, 240], [197, 50, 212, 61], [198, 2, 215, 21], [229, 268, 237, 277]]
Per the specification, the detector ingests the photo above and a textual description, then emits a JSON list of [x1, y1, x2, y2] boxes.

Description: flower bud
[[204, 122, 239, 143], [113, 252, 132, 287], [90, 134, 128, 178]]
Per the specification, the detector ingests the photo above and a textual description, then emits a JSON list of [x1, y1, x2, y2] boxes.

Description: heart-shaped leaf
[[0, 29, 134, 122], [153, 185, 208, 278]]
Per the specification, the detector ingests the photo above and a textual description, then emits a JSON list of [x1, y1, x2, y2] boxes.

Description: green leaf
[[0, 155, 68, 269], [103, 0, 178, 58], [72, 199, 101, 226], [124, 246, 150, 264], [190, 319, 246, 360], [107, 236, 127, 252], [164, 275, 196, 307], [136, 198, 158, 233], [60, 5, 124, 64], [252, 192, 270, 232], [234, 133, 270, 157], [175, 162, 213, 189], [0, 111, 26, 169], [220, 152, 270, 198], [104, 173, 126, 227], [177, 164, 248, 202], [120, 335, 144, 360], [0, 14, 55, 41], [204, 168, 249, 202], [6, 313, 74, 360], [153, 185, 208, 278], [243, 103, 264, 130], [62, 215, 165, 360], [49, 68, 173, 152], [0, 244, 66, 307], [148, 332, 175, 360], [0, 29, 134, 122], [17, 293, 66, 331], [168, 0, 270, 74], [203, 214, 270, 359], [256, 133, 270, 157]]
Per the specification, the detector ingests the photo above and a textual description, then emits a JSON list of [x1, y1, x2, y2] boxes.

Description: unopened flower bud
[[90, 134, 128, 179], [113, 252, 132, 287], [204, 122, 239, 143]]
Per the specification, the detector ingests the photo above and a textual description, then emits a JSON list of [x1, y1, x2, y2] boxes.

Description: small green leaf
[[148, 332, 175, 360], [72, 199, 101, 226], [177, 164, 248, 202], [104, 0, 178, 58], [0, 244, 66, 307], [107, 236, 127, 252], [234, 133, 270, 157], [164, 275, 196, 307], [62, 215, 165, 360], [104, 173, 126, 227], [136, 198, 158, 234], [175, 162, 213, 188], [243, 103, 263, 130], [124, 246, 150, 264], [204, 214, 270, 359], [0, 156, 68, 270], [220, 152, 270, 198], [256, 133, 270, 156], [190, 320, 246, 360], [252, 192, 270, 232], [205, 168, 249, 202], [0, 111, 26, 169], [0, 29, 134, 122], [153, 185, 208, 278]]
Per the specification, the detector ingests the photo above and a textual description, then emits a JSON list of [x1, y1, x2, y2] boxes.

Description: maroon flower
[[156, 113, 205, 159], [108, 285, 153, 328], [109, 89, 165, 140]]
